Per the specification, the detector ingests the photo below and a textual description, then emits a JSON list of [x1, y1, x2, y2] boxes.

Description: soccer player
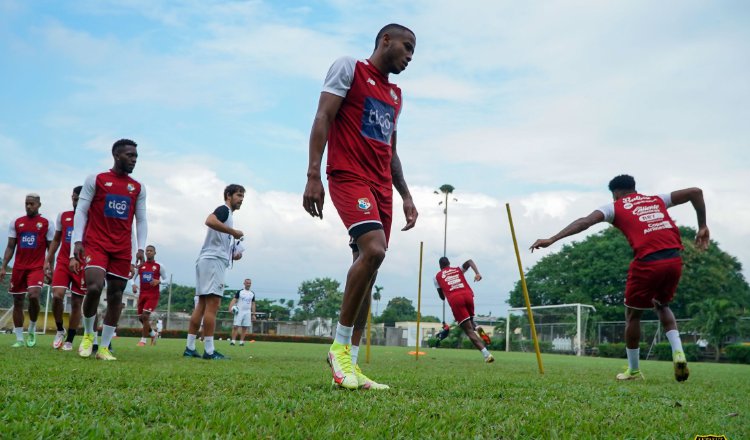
[[132, 245, 167, 346], [229, 278, 255, 346], [183, 184, 245, 360], [70, 139, 148, 361], [303, 23, 418, 390], [1, 194, 55, 347], [434, 257, 494, 363], [45, 186, 86, 350], [154, 316, 163, 344], [530, 175, 709, 382], [435, 322, 450, 347]]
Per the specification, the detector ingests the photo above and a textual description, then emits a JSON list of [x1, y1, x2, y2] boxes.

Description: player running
[[531, 174, 708, 382], [45, 186, 86, 350], [303, 23, 418, 390], [132, 245, 167, 346], [70, 139, 148, 361], [434, 257, 494, 363], [229, 278, 255, 346], [1, 193, 55, 347]]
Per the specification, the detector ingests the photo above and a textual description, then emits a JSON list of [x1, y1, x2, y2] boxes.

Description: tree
[[687, 298, 743, 360], [255, 298, 293, 321], [295, 277, 343, 320], [509, 226, 750, 322], [377, 296, 417, 323], [373, 285, 383, 316], [157, 283, 196, 313]]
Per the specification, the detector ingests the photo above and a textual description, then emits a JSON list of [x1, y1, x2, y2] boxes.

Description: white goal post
[[506, 303, 596, 356]]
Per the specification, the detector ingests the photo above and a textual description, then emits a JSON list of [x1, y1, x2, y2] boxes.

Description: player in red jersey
[[1, 193, 55, 347], [132, 245, 167, 346], [45, 186, 86, 350], [434, 257, 494, 363], [70, 139, 148, 361], [303, 23, 418, 390], [531, 175, 709, 382]]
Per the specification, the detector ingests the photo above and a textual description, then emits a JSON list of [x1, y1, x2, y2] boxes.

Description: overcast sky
[[1, 0, 748, 321]]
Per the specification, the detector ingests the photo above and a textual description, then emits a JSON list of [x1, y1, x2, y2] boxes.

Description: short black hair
[[439, 256, 450, 269], [73, 186, 83, 195], [374, 23, 415, 50], [112, 138, 137, 153], [146, 245, 156, 251], [224, 184, 246, 199], [608, 175, 636, 192]]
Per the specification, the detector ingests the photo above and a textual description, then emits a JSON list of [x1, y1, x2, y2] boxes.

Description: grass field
[[1, 334, 748, 439]]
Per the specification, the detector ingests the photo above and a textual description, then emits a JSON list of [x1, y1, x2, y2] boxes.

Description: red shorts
[[447, 292, 475, 325], [9, 268, 44, 294], [84, 242, 131, 280], [328, 172, 392, 248], [625, 257, 682, 309], [51, 262, 86, 296], [137, 294, 160, 314]]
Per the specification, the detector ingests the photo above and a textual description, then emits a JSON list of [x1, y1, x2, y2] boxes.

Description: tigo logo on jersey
[[357, 198, 372, 211], [65, 226, 73, 243], [19, 232, 37, 249], [360, 97, 395, 144], [104, 194, 130, 220], [142, 272, 153, 283]]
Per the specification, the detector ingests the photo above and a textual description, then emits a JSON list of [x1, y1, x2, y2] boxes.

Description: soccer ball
[[232, 305, 239, 314]]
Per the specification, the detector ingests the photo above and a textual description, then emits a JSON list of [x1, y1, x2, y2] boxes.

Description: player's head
[[373, 23, 416, 74], [112, 139, 138, 174], [608, 174, 637, 200], [438, 256, 450, 269], [243, 278, 252, 289], [72, 185, 82, 210], [145, 245, 156, 260], [224, 184, 245, 211], [25, 193, 41, 217]]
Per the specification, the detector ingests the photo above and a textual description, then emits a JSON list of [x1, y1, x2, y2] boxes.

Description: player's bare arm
[[303, 92, 345, 219], [45, 230, 63, 276], [436, 287, 445, 301], [530, 210, 605, 252], [669, 187, 709, 250], [205, 213, 243, 240], [0, 237, 16, 281], [391, 132, 418, 231], [228, 297, 237, 312], [462, 259, 482, 281]]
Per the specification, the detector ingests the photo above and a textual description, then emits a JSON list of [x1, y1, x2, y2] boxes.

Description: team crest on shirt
[[152, 265, 156, 270], [357, 198, 372, 211], [127, 183, 135, 193], [390, 89, 398, 104], [85, 255, 91, 263], [36, 222, 43, 230]]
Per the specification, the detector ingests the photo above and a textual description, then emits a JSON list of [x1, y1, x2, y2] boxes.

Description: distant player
[[132, 245, 167, 346], [434, 257, 494, 363], [435, 322, 450, 348], [531, 174, 708, 382], [1, 193, 55, 347], [229, 278, 255, 346], [303, 23, 418, 390], [155, 317, 163, 344], [70, 139, 147, 361], [183, 184, 245, 360], [45, 186, 86, 350]]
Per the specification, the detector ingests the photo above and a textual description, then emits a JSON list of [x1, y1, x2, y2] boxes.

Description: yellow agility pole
[[415, 241, 424, 361], [365, 304, 372, 364], [506, 203, 545, 375]]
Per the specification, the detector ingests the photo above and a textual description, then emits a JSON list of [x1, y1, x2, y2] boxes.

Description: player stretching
[[434, 257, 494, 363], [531, 175, 708, 382], [71, 139, 147, 361], [183, 184, 245, 360], [133, 245, 167, 346], [45, 186, 86, 350], [229, 278, 255, 346], [304, 23, 418, 390], [1, 194, 55, 347]]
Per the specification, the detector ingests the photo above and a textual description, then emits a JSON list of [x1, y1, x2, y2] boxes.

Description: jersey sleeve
[[159, 265, 168, 281], [433, 277, 440, 289], [596, 203, 615, 223], [71, 174, 96, 248], [213, 205, 230, 223], [234, 290, 240, 299], [55, 212, 63, 232], [134, 184, 148, 251], [658, 193, 674, 208], [322, 56, 356, 97], [8, 220, 16, 238], [46, 220, 55, 241]]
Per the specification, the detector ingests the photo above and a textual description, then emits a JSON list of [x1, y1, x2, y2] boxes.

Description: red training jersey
[[55, 210, 75, 267], [81, 171, 143, 259], [9, 214, 53, 270], [323, 57, 403, 189], [605, 193, 683, 259], [137, 261, 162, 296], [434, 266, 473, 299]]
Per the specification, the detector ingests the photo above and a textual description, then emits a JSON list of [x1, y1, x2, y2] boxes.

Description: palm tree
[[689, 298, 742, 361], [373, 285, 383, 316], [434, 184, 456, 323]]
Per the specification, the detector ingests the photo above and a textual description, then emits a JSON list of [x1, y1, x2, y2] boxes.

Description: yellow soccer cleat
[[616, 368, 644, 381], [95, 347, 117, 361], [485, 354, 495, 363], [79, 333, 95, 358], [354, 364, 390, 390], [673, 351, 690, 382], [327, 342, 358, 390]]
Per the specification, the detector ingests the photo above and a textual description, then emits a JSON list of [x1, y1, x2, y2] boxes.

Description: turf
[[0, 335, 748, 439]]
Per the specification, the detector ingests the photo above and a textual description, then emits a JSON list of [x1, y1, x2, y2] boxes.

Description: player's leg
[[349, 282, 389, 390], [26, 284, 42, 347], [80, 266, 106, 357], [96, 275, 127, 360], [11, 293, 26, 347], [138, 308, 151, 346], [51, 285, 68, 348], [655, 302, 689, 381], [201, 294, 226, 359], [231, 325, 238, 345], [184, 295, 205, 357], [64, 293, 83, 350], [239, 325, 247, 345], [616, 306, 645, 380]]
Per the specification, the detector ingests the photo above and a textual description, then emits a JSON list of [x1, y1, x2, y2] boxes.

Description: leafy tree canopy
[[294, 277, 343, 320]]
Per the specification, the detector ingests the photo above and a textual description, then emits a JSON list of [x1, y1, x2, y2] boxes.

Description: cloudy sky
[[1, 0, 748, 321]]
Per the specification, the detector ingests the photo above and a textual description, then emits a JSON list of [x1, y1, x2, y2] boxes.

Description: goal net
[[505, 303, 596, 356]]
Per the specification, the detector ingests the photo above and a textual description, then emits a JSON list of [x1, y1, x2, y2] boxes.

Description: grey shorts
[[233, 312, 252, 327], [195, 258, 227, 297]]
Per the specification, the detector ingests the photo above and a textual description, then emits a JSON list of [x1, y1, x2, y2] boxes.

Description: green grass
[[1, 335, 748, 439]]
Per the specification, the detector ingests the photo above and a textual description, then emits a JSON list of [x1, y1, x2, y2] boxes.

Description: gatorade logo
[[104, 194, 130, 220], [360, 97, 396, 145], [19, 232, 37, 249]]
